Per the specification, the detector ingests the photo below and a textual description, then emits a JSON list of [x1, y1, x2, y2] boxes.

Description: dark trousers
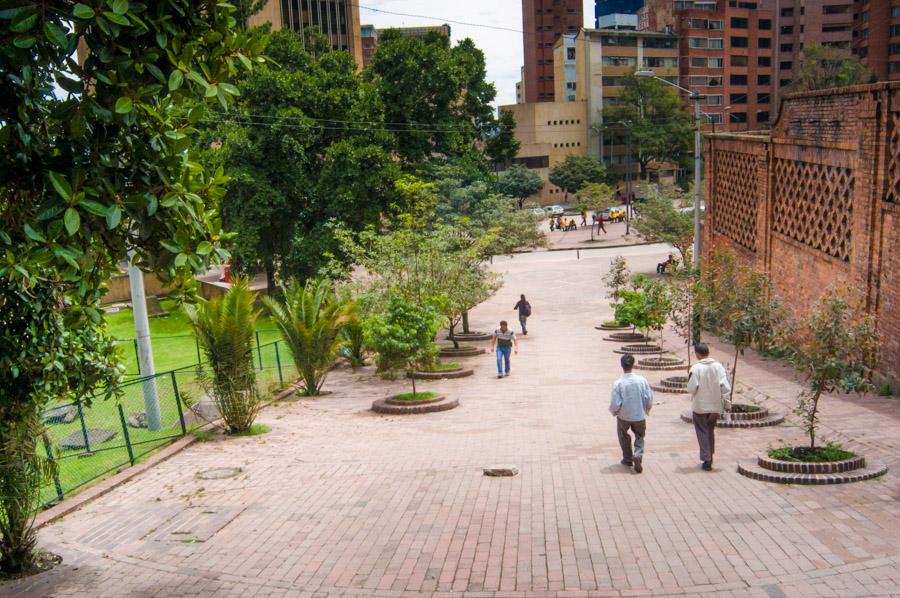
[[692, 412, 718, 462], [617, 418, 646, 462]]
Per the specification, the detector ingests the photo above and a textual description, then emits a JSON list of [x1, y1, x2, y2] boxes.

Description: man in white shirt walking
[[609, 354, 654, 473], [686, 342, 731, 471]]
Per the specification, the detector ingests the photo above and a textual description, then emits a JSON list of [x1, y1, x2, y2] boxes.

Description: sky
[[357, 1, 596, 108]]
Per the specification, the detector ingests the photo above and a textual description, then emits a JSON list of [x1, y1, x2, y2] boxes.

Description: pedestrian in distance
[[491, 320, 519, 379], [609, 354, 653, 473], [581, 211, 587, 226], [686, 342, 732, 471], [513, 294, 531, 335], [597, 213, 607, 235]]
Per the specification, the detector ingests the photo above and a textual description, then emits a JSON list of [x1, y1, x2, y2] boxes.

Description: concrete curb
[[34, 380, 303, 530]]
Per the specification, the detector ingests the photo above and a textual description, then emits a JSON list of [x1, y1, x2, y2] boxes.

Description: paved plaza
[[5, 244, 900, 598]]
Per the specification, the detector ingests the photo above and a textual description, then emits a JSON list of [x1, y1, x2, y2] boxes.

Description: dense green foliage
[[185, 278, 261, 433], [0, 1, 261, 572], [485, 109, 521, 172], [602, 75, 693, 179], [633, 190, 694, 265], [496, 165, 544, 209], [549, 155, 608, 202], [788, 45, 874, 93]]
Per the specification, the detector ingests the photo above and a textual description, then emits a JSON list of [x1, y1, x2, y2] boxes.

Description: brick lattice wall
[[705, 82, 900, 376]]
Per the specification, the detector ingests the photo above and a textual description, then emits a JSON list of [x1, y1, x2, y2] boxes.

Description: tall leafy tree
[[602, 75, 693, 179], [549, 155, 608, 202], [485, 109, 521, 172], [204, 30, 399, 288], [0, 1, 262, 572], [368, 30, 496, 164], [788, 45, 874, 92], [633, 191, 694, 266], [497, 165, 544, 209]]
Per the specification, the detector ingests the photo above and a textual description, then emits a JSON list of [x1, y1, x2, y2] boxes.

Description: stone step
[[737, 460, 888, 485], [680, 410, 785, 428]]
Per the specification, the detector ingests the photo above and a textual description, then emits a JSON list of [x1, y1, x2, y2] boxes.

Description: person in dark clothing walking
[[513, 294, 531, 335]]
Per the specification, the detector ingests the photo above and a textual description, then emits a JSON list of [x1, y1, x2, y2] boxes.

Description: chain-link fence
[[39, 338, 295, 508]]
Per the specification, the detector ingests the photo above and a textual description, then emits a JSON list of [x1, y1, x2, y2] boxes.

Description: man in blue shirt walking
[[609, 354, 654, 473]]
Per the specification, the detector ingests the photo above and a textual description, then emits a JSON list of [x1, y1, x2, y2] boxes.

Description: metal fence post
[[76, 400, 91, 453], [117, 404, 135, 466], [274, 341, 284, 387], [171, 370, 187, 435], [42, 434, 64, 503], [256, 331, 263, 370]]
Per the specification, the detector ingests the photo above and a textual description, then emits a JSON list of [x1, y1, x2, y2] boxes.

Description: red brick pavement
[[4, 244, 899, 597]]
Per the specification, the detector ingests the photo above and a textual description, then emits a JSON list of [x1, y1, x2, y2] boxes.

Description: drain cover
[[196, 467, 242, 480]]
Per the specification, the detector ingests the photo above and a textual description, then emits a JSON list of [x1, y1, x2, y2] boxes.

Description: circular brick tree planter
[[595, 323, 630, 331], [614, 343, 664, 355], [635, 356, 686, 371], [372, 394, 459, 415], [737, 452, 887, 485], [447, 332, 492, 342], [680, 404, 785, 428], [408, 367, 474, 380], [602, 332, 651, 343], [652, 376, 688, 394], [439, 346, 486, 358]]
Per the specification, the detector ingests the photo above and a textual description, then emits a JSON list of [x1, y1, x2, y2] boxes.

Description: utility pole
[[693, 100, 702, 271], [128, 254, 162, 431]]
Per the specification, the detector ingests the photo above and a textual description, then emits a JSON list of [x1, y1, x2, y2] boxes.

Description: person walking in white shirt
[[686, 343, 731, 471]]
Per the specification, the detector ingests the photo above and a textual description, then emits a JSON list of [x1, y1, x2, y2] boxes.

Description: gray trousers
[[518, 315, 528, 333], [693, 412, 719, 462], [617, 418, 646, 462]]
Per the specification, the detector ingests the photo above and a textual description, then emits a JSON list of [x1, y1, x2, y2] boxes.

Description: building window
[[729, 93, 747, 104], [893, 7, 900, 17], [706, 113, 723, 124], [822, 25, 850, 33], [781, 26, 793, 35], [643, 57, 677, 68], [602, 56, 637, 66], [687, 18, 708, 29], [731, 36, 748, 48], [709, 57, 724, 68], [730, 74, 748, 85], [780, 61, 792, 70], [756, 111, 769, 123], [890, 44, 900, 56], [709, 38, 724, 49], [731, 17, 748, 28], [757, 74, 770, 85], [823, 4, 850, 15], [704, 94, 724, 106], [567, 47, 575, 59], [780, 8, 793, 17], [730, 111, 748, 123], [781, 43, 793, 52], [759, 38, 771, 49], [890, 62, 900, 74], [758, 56, 771, 67], [757, 93, 770, 104], [891, 25, 900, 36], [732, 55, 748, 67], [708, 20, 724, 30], [780, 78, 791, 87], [643, 38, 676, 49], [759, 19, 771, 30]]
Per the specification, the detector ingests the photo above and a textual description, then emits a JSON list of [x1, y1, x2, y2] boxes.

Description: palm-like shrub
[[265, 278, 357, 396], [186, 277, 260, 434]]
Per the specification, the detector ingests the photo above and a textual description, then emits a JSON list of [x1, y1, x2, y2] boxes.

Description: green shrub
[[767, 443, 855, 463]]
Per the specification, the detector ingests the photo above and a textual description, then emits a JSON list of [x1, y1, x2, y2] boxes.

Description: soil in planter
[[731, 403, 761, 414], [767, 444, 856, 463], [0, 551, 62, 581], [424, 362, 461, 372], [392, 391, 441, 402]]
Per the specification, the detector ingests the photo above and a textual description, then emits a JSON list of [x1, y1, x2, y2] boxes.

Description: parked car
[[531, 207, 545, 216], [545, 204, 565, 216], [601, 208, 627, 222]]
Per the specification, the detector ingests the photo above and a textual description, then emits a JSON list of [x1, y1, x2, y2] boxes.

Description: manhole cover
[[196, 467, 243, 480]]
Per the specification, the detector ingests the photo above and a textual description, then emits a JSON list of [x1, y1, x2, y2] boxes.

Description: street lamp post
[[634, 70, 703, 271]]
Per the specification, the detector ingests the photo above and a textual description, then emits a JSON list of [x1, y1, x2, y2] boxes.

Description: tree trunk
[[462, 311, 470, 334], [730, 344, 740, 404], [411, 373, 417, 397], [264, 259, 276, 296], [809, 389, 822, 449], [449, 321, 459, 349]]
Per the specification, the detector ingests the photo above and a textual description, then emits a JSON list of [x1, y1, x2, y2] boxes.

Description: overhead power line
[[354, 2, 524, 35]]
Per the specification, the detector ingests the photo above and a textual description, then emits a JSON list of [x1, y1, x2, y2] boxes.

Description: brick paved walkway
[[5, 244, 900, 597]]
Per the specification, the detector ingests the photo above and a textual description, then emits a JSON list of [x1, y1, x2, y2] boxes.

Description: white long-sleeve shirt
[[687, 358, 731, 414]]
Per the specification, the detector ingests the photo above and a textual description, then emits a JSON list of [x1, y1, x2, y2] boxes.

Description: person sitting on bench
[[565, 219, 577, 231], [656, 254, 678, 274]]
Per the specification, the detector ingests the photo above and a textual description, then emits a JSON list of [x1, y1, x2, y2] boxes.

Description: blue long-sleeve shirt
[[609, 373, 654, 422]]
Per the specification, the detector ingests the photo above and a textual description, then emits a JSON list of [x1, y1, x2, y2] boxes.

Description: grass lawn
[[392, 391, 440, 402], [424, 362, 461, 372]]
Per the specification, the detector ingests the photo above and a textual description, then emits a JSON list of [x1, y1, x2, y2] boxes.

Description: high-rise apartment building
[[853, 0, 900, 81], [358, 24, 452, 68], [640, 0, 775, 131], [596, 0, 645, 26], [771, 1, 854, 102], [522, 0, 584, 102], [249, 1, 362, 65]]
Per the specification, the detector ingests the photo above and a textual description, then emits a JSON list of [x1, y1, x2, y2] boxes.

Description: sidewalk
[[4, 245, 899, 597]]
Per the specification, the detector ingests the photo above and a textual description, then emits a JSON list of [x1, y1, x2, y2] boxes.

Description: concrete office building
[[522, 0, 584, 102], [852, 0, 900, 81], [249, 0, 362, 66]]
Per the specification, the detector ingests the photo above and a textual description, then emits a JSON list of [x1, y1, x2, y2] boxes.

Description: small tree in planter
[[788, 290, 880, 450], [667, 273, 699, 366], [186, 277, 261, 434], [265, 278, 357, 396], [641, 278, 672, 350], [366, 296, 442, 398], [614, 290, 651, 338], [603, 256, 630, 322]]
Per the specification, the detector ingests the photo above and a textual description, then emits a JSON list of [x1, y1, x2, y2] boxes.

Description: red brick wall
[[705, 82, 900, 376]]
